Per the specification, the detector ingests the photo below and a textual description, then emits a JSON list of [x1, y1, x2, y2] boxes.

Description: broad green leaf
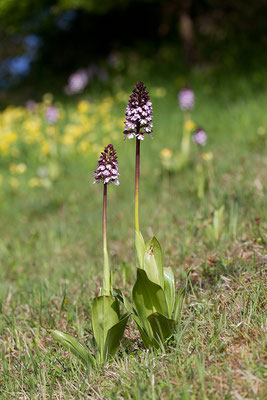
[[92, 296, 120, 363], [51, 330, 96, 367], [104, 312, 131, 359], [164, 267, 175, 318], [144, 237, 164, 288], [135, 320, 154, 349], [135, 230, 146, 268], [173, 275, 188, 327], [133, 269, 169, 337], [148, 312, 176, 348]]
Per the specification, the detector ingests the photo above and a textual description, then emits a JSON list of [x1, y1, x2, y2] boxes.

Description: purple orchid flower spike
[[92, 144, 120, 186], [124, 81, 153, 140]]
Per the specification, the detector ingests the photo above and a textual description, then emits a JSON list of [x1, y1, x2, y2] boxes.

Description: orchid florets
[[124, 81, 153, 140], [92, 144, 120, 185], [178, 87, 195, 111], [193, 128, 207, 147]]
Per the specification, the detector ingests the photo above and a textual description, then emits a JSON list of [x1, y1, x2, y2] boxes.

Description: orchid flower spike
[[124, 81, 153, 141], [92, 144, 120, 185]]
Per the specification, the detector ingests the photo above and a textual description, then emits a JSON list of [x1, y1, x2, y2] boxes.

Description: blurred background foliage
[[1, 0, 266, 104]]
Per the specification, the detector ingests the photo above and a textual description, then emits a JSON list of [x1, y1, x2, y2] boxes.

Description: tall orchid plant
[[51, 144, 130, 366], [122, 82, 187, 349]]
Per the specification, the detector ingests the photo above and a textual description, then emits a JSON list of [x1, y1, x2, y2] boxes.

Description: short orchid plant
[[178, 86, 195, 162], [51, 144, 130, 366], [121, 82, 188, 348]]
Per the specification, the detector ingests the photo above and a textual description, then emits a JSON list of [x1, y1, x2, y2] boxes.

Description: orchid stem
[[135, 138, 140, 233], [103, 183, 110, 295], [181, 111, 190, 157]]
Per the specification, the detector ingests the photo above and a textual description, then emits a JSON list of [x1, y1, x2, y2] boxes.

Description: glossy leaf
[[143, 237, 164, 288], [133, 268, 169, 337], [104, 312, 131, 359], [135, 230, 146, 268], [148, 312, 176, 347], [51, 330, 96, 367], [163, 267, 175, 317], [92, 295, 120, 362]]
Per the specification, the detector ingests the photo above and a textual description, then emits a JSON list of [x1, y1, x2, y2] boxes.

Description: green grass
[[0, 70, 266, 399]]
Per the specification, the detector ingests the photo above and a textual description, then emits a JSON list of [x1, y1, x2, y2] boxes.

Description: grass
[[0, 68, 266, 399]]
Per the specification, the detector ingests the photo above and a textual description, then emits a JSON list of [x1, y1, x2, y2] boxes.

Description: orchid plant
[[178, 86, 195, 163], [193, 127, 208, 199], [121, 82, 188, 349], [51, 144, 130, 366]]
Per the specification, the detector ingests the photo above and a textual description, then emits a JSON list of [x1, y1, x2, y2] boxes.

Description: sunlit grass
[[0, 72, 266, 398]]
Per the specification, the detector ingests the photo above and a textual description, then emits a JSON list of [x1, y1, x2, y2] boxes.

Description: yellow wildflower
[[78, 100, 90, 113], [41, 141, 51, 155], [9, 163, 27, 174], [0, 131, 18, 154], [28, 178, 42, 188], [202, 152, 213, 161], [160, 148, 173, 160], [184, 120, 196, 131]]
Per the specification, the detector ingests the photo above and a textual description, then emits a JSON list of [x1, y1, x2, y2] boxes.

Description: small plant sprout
[[178, 87, 195, 161], [122, 82, 188, 349], [51, 144, 130, 366], [206, 205, 225, 243]]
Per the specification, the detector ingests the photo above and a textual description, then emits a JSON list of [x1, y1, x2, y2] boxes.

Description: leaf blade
[[51, 330, 96, 367], [143, 237, 164, 288]]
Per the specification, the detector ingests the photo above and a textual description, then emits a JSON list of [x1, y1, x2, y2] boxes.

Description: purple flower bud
[[124, 81, 153, 140], [45, 106, 59, 124], [92, 144, 120, 185], [178, 87, 195, 111], [193, 128, 207, 146]]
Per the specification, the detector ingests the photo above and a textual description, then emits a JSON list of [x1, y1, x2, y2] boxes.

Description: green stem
[[103, 183, 110, 295], [135, 137, 140, 233], [181, 111, 191, 157]]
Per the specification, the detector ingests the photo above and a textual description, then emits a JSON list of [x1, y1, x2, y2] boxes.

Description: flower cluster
[[193, 128, 207, 146], [178, 87, 195, 111], [124, 81, 153, 140], [92, 144, 119, 185], [65, 69, 89, 95], [45, 106, 59, 124]]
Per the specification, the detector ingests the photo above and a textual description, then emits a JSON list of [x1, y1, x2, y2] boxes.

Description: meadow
[[0, 68, 266, 399]]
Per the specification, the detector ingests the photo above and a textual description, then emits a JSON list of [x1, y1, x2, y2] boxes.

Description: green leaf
[[133, 269, 169, 338], [92, 296, 120, 363], [164, 267, 175, 317], [113, 288, 133, 314], [147, 312, 176, 348], [51, 330, 96, 367], [173, 275, 188, 327], [104, 312, 131, 359], [135, 230, 146, 268], [144, 237, 164, 288], [135, 320, 154, 349]]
